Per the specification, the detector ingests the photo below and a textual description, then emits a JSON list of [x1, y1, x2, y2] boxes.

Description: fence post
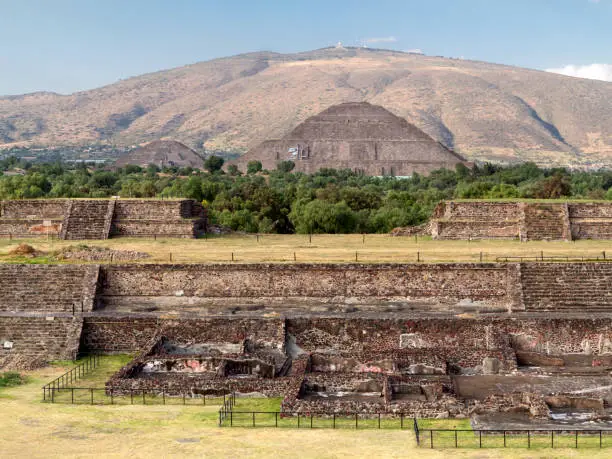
[[143, 390, 145, 405], [297, 415, 300, 428], [378, 413, 381, 429], [252, 412, 255, 427], [504, 430, 506, 448], [479, 430, 482, 448], [400, 413, 404, 429], [575, 430, 578, 448], [600, 430, 603, 448], [130, 389, 133, 405], [51, 387, 55, 403], [219, 410, 222, 427], [455, 430, 458, 448], [71, 388, 74, 404], [163, 391, 165, 405], [110, 388, 113, 405], [90, 388, 94, 405], [355, 413, 358, 429], [230, 411, 233, 427], [551, 431, 554, 448], [333, 414, 335, 429], [275, 412, 278, 427], [430, 430, 433, 449], [528, 430, 530, 448]]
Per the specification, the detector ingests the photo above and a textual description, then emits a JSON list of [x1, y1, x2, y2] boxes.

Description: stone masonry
[[0, 199, 206, 240], [430, 201, 612, 241]]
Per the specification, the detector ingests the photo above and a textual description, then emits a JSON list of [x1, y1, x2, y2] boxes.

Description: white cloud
[[404, 48, 424, 55], [546, 64, 612, 82], [362, 36, 397, 44]]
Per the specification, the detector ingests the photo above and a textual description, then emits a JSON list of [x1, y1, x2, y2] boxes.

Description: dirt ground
[[2, 365, 612, 458], [1, 234, 610, 264]]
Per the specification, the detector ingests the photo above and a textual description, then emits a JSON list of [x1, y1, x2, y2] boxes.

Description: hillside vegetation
[[0, 48, 610, 168]]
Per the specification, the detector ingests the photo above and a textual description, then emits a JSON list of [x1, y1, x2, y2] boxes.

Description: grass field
[[2, 359, 612, 458], [1, 233, 611, 264]]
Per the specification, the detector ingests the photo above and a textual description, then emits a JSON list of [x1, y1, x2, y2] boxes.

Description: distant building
[[231, 102, 470, 176]]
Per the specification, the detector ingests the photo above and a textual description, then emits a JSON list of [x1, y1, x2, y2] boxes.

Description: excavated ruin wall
[[81, 317, 285, 353], [98, 263, 518, 309], [289, 317, 612, 366]]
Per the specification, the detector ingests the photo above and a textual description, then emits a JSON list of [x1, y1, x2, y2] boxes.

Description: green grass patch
[[0, 372, 27, 389]]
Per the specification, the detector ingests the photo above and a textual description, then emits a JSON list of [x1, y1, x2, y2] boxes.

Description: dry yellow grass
[[1, 364, 611, 458], [0, 234, 611, 264]]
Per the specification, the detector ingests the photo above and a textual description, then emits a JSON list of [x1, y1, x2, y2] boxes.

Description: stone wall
[[80, 317, 285, 353], [0, 264, 99, 313], [0, 316, 82, 362], [0, 200, 68, 219], [98, 263, 519, 311], [430, 201, 612, 241], [521, 263, 612, 311], [569, 203, 612, 240], [0, 200, 67, 238]]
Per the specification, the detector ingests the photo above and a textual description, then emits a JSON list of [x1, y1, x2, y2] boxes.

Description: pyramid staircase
[[61, 200, 115, 240], [521, 203, 570, 241]]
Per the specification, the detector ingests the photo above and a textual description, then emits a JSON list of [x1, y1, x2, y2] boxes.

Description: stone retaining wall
[[431, 201, 612, 241], [0, 264, 99, 313], [98, 263, 519, 310], [0, 199, 206, 239]]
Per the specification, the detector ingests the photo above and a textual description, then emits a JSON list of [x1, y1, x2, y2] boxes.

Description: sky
[[1, 0, 611, 95]]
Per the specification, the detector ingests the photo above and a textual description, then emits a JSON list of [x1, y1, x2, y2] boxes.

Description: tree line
[[1, 156, 611, 233]]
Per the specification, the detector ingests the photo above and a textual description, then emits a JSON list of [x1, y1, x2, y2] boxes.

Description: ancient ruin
[[115, 140, 205, 169], [0, 199, 206, 239], [231, 102, 471, 176], [423, 201, 612, 241], [3, 261, 612, 422]]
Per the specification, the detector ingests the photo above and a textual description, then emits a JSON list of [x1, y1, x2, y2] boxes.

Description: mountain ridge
[[0, 47, 610, 168]]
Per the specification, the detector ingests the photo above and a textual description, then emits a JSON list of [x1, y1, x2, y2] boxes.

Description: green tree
[[277, 160, 295, 173], [204, 155, 224, 174], [247, 160, 263, 175]]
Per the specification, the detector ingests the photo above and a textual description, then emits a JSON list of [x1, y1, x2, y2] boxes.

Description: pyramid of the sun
[[233, 102, 470, 176]]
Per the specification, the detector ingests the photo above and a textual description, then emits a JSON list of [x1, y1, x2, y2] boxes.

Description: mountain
[[115, 140, 203, 168], [0, 47, 610, 168], [232, 101, 470, 175]]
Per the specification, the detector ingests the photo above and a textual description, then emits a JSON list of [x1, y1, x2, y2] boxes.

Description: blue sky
[[1, 0, 611, 95]]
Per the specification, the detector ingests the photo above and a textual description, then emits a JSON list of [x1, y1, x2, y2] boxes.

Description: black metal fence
[[44, 386, 230, 406], [218, 410, 414, 429], [42, 354, 100, 401], [496, 252, 608, 262], [415, 427, 612, 449]]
